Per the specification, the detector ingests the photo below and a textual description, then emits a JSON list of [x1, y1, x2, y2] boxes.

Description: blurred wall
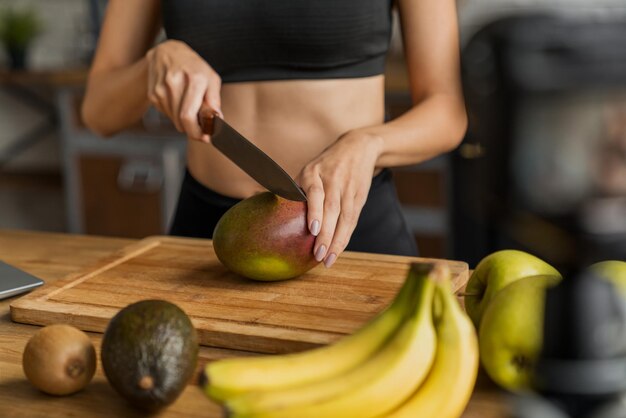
[[460, 0, 626, 44], [0, 0, 92, 171], [0, 0, 92, 69]]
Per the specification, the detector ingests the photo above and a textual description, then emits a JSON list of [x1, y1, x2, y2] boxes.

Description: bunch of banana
[[386, 267, 479, 418], [200, 263, 479, 418]]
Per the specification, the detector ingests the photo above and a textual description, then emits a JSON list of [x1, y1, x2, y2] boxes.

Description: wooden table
[[0, 229, 510, 418]]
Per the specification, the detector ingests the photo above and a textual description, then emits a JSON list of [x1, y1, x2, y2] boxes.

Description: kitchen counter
[[0, 229, 510, 418]]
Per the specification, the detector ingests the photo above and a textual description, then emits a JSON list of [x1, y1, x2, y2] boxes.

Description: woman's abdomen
[[187, 75, 385, 199]]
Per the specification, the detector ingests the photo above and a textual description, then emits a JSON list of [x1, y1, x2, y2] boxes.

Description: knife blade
[[199, 112, 307, 201]]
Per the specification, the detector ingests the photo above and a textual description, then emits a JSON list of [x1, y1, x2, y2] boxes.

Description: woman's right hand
[[146, 40, 222, 143]]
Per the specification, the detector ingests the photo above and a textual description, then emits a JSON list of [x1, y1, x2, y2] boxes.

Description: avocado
[[101, 300, 198, 411], [213, 192, 319, 281]]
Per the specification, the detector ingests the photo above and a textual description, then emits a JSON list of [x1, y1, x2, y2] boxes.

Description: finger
[[152, 70, 171, 119], [164, 71, 185, 131], [203, 73, 222, 114], [200, 73, 222, 142], [146, 50, 158, 103], [179, 74, 208, 141], [147, 50, 170, 116], [302, 175, 324, 237], [325, 195, 360, 268], [314, 187, 341, 264], [147, 58, 167, 115]]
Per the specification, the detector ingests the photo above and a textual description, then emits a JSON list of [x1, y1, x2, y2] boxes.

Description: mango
[[213, 192, 319, 281]]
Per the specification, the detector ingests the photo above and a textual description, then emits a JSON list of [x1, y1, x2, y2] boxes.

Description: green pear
[[479, 275, 560, 392], [590, 260, 626, 297], [464, 250, 561, 329]]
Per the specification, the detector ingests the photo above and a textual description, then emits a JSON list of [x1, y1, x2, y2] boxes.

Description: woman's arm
[[298, 0, 466, 267], [368, 0, 468, 166], [81, 0, 161, 136], [82, 0, 222, 140]]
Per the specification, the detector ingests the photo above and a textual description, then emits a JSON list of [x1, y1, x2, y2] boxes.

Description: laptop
[[0, 261, 45, 300]]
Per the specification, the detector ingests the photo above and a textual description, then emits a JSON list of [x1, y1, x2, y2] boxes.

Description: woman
[[82, 0, 467, 268]]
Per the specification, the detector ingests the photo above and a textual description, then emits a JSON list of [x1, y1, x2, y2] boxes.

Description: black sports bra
[[161, 0, 393, 83]]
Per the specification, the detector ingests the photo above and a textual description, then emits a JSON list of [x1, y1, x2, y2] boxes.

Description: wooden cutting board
[[10, 236, 468, 354]]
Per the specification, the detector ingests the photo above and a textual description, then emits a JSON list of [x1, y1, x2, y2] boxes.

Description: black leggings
[[169, 169, 418, 257]]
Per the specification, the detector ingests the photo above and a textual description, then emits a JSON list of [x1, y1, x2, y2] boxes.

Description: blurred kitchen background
[[0, 0, 625, 265]]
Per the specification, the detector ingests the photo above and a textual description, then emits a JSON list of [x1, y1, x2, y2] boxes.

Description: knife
[[199, 111, 307, 202]]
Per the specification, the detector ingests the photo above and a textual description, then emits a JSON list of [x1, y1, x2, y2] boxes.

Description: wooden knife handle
[[198, 108, 220, 136]]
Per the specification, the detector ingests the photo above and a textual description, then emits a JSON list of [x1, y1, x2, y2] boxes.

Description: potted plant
[[0, 8, 42, 70]]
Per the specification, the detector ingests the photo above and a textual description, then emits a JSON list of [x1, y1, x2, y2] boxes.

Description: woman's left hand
[[296, 130, 384, 268]]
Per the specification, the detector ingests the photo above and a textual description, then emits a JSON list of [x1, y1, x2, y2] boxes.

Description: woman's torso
[[162, 0, 392, 199], [187, 78, 385, 198]]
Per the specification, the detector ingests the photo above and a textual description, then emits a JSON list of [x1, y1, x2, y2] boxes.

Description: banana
[[385, 273, 479, 418], [226, 263, 440, 418], [203, 267, 421, 401]]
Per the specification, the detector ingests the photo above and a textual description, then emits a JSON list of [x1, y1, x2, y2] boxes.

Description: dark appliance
[[457, 14, 626, 418]]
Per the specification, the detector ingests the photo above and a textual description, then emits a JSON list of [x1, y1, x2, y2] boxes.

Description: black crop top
[[161, 0, 393, 83]]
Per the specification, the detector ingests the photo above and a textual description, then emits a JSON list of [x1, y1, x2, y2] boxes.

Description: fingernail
[[325, 253, 337, 268], [315, 245, 326, 262], [310, 220, 320, 236]]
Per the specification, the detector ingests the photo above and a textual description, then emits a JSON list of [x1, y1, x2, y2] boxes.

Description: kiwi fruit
[[23, 324, 96, 396]]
